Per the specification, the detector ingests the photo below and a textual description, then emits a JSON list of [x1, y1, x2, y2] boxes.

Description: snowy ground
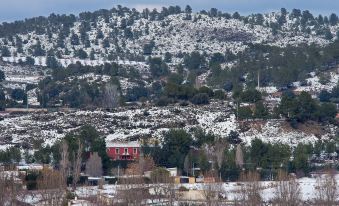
[[72, 175, 339, 203], [0, 101, 336, 150]]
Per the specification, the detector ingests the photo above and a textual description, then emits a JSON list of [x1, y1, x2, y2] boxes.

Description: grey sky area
[[0, 0, 338, 22]]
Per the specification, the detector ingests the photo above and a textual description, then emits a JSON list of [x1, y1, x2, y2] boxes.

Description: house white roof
[[106, 141, 141, 148]]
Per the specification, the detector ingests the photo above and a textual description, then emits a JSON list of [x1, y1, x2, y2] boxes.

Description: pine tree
[[1, 46, 10, 57]]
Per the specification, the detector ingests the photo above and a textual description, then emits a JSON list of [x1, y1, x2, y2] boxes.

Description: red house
[[106, 141, 141, 161]]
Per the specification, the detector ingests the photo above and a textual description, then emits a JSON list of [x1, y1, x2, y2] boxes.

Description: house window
[[115, 148, 120, 154], [124, 148, 128, 154], [133, 148, 138, 154]]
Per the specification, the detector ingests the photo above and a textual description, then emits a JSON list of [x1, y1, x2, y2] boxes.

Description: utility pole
[[25, 85, 28, 109], [257, 70, 260, 90], [117, 165, 120, 184]]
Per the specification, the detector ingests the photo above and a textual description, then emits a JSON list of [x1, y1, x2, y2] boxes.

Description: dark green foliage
[[11, 88, 26, 101], [220, 149, 241, 181], [0, 147, 21, 164], [102, 38, 110, 48], [25, 57, 35, 65], [193, 128, 215, 147], [278, 91, 336, 123], [71, 33, 80, 45], [37, 63, 123, 108], [237, 106, 253, 120], [125, 86, 148, 102], [65, 125, 112, 174], [46, 55, 60, 69], [0, 89, 5, 101], [149, 57, 169, 77], [250, 139, 291, 169], [143, 41, 155, 55], [254, 101, 269, 119], [75, 49, 88, 59], [158, 129, 193, 169], [223, 81, 233, 92], [164, 52, 172, 63], [210, 53, 225, 66], [292, 143, 311, 175], [1, 46, 10, 57], [318, 90, 332, 102], [0, 69, 5, 82], [31, 41, 45, 56], [167, 73, 183, 85], [227, 130, 241, 144], [213, 90, 226, 100], [238, 89, 262, 103], [184, 51, 205, 71], [329, 13, 339, 26], [191, 93, 209, 105], [164, 82, 196, 100], [316, 102, 337, 122]]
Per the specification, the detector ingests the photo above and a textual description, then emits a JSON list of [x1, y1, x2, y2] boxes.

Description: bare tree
[[103, 83, 119, 109], [273, 170, 302, 206], [314, 170, 338, 206], [37, 167, 65, 206], [202, 183, 223, 206], [0, 173, 24, 205], [212, 139, 228, 169], [85, 152, 102, 177], [235, 144, 244, 168], [59, 140, 69, 189], [139, 155, 155, 174], [237, 171, 262, 206], [72, 139, 83, 190], [118, 165, 147, 206]]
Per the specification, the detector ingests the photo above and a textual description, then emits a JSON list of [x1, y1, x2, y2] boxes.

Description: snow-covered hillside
[[0, 101, 336, 150], [0, 9, 338, 67]]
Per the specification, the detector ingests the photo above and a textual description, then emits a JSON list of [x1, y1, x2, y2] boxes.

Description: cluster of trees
[[278, 91, 337, 125], [38, 62, 123, 108], [0, 86, 29, 109], [209, 41, 339, 89], [231, 88, 337, 124], [160, 83, 224, 106], [0, 147, 21, 164], [233, 89, 270, 120], [319, 85, 339, 103], [143, 127, 338, 182], [24, 125, 111, 176]]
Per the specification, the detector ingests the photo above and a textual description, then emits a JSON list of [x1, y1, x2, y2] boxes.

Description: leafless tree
[[85, 152, 102, 177], [202, 183, 223, 206], [139, 155, 155, 174], [235, 144, 244, 168], [37, 167, 65, 206], [213, 139, 228, 169], [59, 140, 69, 189], [314, 170, 338, 206], [118, 163, 147, 206], [0, 173, 24, 205], [273, 170, 302, 206], [237, 171, 262, 206], [149, 167, 174, 205], [103, 83, 119, 109], [72, 139, 83, 190]]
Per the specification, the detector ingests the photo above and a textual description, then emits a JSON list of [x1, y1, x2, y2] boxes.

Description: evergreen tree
[[185, 5, 192, 14], [32, 41, 45, 56], [0, 69, 5, 82], [70, 32, 80, 45], [1, 46, 11, 57], [46, 55, 60, 69], [329, 13, 338, 26]]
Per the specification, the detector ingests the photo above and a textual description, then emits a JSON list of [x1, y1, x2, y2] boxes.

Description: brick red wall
[[107, 147, 140, 160]]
